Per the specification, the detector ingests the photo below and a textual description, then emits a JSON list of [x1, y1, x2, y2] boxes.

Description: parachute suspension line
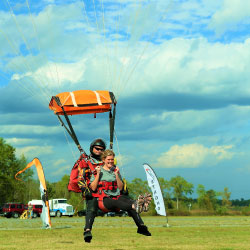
[[61, 124, 78, 163], [5, 0, 53, 103], [80, 0, 99, 64], [114, 0, 143, 98], [44, 6, 62, 95], [116, 0, 174, 99], [121, 41, 150, 97], [90, 0, 111, 90], [116, 0, 151, 98], [112, 0, 123, 94], [0, 29, 41, 97], [81, 0, 91, 27], [92, 0, 100, 33], [53, 96, 84, 154], [100, 0, 113, 91], [4, 4, 50, 104], [114, 129, 125, 178], [0, 30, 48, 107], [91, 0, 104, 74], [25, 0, 61, 98], [0, 70, 39, 103], [0, 31, 33, 97]]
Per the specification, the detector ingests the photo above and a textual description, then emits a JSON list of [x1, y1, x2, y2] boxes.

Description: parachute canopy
[[49, 90, 116, 116], [49, 90, 117, 152]]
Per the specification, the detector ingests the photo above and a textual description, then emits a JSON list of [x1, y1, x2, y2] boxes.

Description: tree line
[[1, 138, 250, 215]]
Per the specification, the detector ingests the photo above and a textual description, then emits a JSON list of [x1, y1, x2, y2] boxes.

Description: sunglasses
[[94, 147, 104, 151]]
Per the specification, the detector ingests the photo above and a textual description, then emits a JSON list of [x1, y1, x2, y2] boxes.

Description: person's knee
[[86, 204, 98, 214]]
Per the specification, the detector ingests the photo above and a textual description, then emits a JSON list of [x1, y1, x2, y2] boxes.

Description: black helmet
[[90, 138, 106, 155]]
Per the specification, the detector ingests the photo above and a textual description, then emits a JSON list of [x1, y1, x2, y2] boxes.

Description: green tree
[[53, 175, 70, 199], [197, 184, 218, 211], [0, 138, 33, 203], [221, 187, 232, 208], [168, 176, 193, 210], [126, 178, 150, 199], [51, 174, 84, 212], [46, 181, 56, 199], [158, 177, 173, 209]]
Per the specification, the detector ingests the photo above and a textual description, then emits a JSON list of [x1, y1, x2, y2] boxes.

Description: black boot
[[84, 230, 92, 243], [137, 225, 151, 236]]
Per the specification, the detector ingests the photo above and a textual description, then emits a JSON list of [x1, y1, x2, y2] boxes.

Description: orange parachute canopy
[[49, 90, 116, 116]]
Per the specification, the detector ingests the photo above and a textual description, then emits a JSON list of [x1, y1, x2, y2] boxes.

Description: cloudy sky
[[0, 0, 250, 199]]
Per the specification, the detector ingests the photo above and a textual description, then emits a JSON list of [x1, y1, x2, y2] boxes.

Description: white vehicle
[[49, 198, 74, 217], [28, 199, 74, 217]]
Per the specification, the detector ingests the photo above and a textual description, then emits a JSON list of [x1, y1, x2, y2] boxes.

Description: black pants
[[84, 196, 98, 231], [103, 195, 144, 227]]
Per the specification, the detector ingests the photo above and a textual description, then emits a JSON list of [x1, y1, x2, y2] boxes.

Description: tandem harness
[[67, 153, 103, 195], [92, 176, 121, 213]]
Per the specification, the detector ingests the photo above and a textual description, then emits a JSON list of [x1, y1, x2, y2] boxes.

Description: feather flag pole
[[143, 163, 170, 227], [15, 158, 51, 229]]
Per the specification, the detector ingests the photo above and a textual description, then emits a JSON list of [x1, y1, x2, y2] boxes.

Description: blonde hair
[[101, 149, 115, 161]]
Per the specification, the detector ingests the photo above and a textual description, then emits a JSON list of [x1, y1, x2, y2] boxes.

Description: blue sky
[[0, 0, 250, 199]]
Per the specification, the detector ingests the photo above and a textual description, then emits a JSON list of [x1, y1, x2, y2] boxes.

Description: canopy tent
[[49, 90, 117, 153]]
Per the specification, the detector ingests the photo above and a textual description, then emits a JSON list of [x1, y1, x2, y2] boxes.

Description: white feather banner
[[143, 163, 166, 216]]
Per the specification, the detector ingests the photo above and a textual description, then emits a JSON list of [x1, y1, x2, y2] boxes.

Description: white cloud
[[127, 37, 250, 97], [0, 125, 59, 135], [208, 0, 250, 35], [16, 145, 53, 158], [5, 137, 38, 146], [50, 164, 71, 177], [11, 58, 86, 89], [54, 159, 67, 166], [115, 153, 134, 167], [2, 1, 249, 99], [153, 143, 234, 168]]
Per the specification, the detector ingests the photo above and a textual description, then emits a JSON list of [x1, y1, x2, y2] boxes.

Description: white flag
[[143, 163, 166, 216]]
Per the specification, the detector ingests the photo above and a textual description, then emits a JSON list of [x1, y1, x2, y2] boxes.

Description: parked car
[[77, 209, 128, 217], [2, 203, 27, 218], [116, 210, 128, 217], [105, 210, 128, 217], [0, 204, 3, 216], [77, 209, 105, 217], [77, 210, 86, 217], [30, 204, 43, 218]]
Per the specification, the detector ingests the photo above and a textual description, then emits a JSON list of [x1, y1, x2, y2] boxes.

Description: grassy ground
[[1, 216, 250, 249]]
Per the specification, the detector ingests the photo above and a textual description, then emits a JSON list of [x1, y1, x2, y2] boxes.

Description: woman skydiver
[[89, 149, 152, 240]]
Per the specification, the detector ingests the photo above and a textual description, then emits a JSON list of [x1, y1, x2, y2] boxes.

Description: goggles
[[94, 147, 104, 151]]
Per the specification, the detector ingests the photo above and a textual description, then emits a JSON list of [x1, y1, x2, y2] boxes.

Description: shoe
[[137, 225, 151, 236], [84, 230, 92, 243]]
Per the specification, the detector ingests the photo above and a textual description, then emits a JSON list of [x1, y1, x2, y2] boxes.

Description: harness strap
[[98, 181, 118, 190], [92, 190, 120, 213], [88, 160, 103, 174]]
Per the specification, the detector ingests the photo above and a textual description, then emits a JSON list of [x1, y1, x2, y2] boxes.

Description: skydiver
[[69, 138, 106, 242], [83, 138, 106, 242], [89, 149, 151, 240]]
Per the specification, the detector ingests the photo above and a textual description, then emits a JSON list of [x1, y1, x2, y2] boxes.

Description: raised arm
[[115, 166, 123, 191], [89, 166, 101, 191]]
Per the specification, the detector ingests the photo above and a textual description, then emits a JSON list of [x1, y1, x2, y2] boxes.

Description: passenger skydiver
[[89, 149, 152, 240]]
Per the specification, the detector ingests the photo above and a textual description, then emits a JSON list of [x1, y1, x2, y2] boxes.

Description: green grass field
[[1, 216, 250, 249]]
